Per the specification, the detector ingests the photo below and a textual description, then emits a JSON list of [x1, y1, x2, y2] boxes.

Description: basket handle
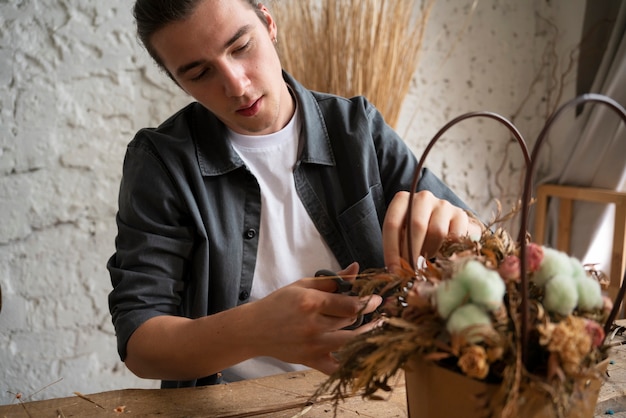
[[406, 110, 531, 269], [405, 94, 626, 364], [515, 93, 626, 340]]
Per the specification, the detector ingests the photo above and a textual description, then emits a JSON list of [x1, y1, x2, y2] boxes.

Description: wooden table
[[2, 326, 625, 418], [0, 369, 407, 418], [597, 326, 626, 418]]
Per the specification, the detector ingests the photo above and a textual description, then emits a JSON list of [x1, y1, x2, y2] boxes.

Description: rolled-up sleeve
[[107, 140, 195, 360]]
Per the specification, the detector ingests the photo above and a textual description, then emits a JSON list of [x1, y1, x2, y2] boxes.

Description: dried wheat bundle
[[271, 0, 434, 127]]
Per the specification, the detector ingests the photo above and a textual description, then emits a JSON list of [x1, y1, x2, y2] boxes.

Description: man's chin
[[229, 120, 276, 136]]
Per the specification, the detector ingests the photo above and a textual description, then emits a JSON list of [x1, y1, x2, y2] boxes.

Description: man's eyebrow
[[224, 25, 252, 49], [175, 25, 253, 77]]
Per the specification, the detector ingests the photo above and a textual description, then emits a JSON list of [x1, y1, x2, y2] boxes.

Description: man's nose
[[221, 64, 249, 97]]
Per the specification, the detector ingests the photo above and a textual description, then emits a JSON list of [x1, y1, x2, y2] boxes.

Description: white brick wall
[[0, 0, 583, 404]]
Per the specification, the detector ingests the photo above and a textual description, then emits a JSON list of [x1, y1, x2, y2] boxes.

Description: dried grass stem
[[272, 0, 434, 127]]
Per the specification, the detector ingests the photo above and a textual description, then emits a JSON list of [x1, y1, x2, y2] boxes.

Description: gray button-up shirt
[[107, 72, 468, 387]]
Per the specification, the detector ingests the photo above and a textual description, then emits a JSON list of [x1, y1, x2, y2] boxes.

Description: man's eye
[[235, 41, 251, 53], [190, 69, 208, 81]]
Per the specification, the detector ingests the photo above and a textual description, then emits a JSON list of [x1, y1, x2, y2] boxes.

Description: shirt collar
[[283, 71, 336, 167], [193, 71, 335, 177]]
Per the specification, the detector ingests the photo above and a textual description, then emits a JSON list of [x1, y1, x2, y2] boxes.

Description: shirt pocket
[[337, 183, 385, 268]]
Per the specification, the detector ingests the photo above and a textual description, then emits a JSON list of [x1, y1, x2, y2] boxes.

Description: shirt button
[[239, 290, 250, 301], [244, 229, 256, 239]]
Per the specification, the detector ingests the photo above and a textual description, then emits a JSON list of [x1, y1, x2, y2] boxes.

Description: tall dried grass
[[270, 0, 435, 128]]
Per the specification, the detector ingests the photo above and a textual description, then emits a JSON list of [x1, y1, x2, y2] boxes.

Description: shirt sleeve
[[364, 97, 472, 211], [107, 139, 194, 360]]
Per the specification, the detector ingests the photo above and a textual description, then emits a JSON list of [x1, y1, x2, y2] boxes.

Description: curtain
[[534, 0, 626, 274]]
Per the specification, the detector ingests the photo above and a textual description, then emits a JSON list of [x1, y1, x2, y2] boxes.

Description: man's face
[[151, 0, 293, 136]]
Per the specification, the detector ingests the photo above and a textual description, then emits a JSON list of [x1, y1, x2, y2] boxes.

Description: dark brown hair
[[133, 0, 265, 71]]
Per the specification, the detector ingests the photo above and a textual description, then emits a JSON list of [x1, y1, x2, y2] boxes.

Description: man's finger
[[383, 192, 410, 273]]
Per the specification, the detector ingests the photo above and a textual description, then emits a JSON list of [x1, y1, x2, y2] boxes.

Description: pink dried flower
[[498, 255, 521, 283], [526, 243, 544, 272], [584, 319, 606, 347]]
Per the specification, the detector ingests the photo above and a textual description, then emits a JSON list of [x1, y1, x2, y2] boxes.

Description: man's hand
[[382, 190, 483, 273], [249, 262, 381, 374], [125, 263, 382, 379]]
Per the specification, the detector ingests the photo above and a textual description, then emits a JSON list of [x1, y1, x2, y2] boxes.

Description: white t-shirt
[[223, 106, 341, 381]]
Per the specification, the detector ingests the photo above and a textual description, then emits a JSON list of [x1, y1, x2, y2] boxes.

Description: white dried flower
[[446, 303, 493, 343], [544, 274, 578, 316], [533, 247, 573, 286], [435, 278, 468, 319], [457, 260, 505, 311]]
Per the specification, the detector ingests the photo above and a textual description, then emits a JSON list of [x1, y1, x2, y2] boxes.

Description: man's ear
[[258, 4, 277, 41]]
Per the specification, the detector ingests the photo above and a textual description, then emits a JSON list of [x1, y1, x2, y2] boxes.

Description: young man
[[108, 0, 482, 388]]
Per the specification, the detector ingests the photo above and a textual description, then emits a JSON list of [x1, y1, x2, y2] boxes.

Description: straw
[[272, 0, 435, 128]]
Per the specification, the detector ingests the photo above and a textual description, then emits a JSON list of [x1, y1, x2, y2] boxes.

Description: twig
[[25, 378, 64, 401], [7, 377, 64, 418], [73, 392, 105, 409]]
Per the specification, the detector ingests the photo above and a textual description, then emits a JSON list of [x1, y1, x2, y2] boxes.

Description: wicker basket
[[404, 356, 609, 418]]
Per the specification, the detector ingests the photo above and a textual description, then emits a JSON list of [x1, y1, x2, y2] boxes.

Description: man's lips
[[236, 98, 262, 117]]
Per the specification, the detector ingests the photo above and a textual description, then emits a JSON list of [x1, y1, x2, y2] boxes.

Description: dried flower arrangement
[[314, 94, 626, 418]]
